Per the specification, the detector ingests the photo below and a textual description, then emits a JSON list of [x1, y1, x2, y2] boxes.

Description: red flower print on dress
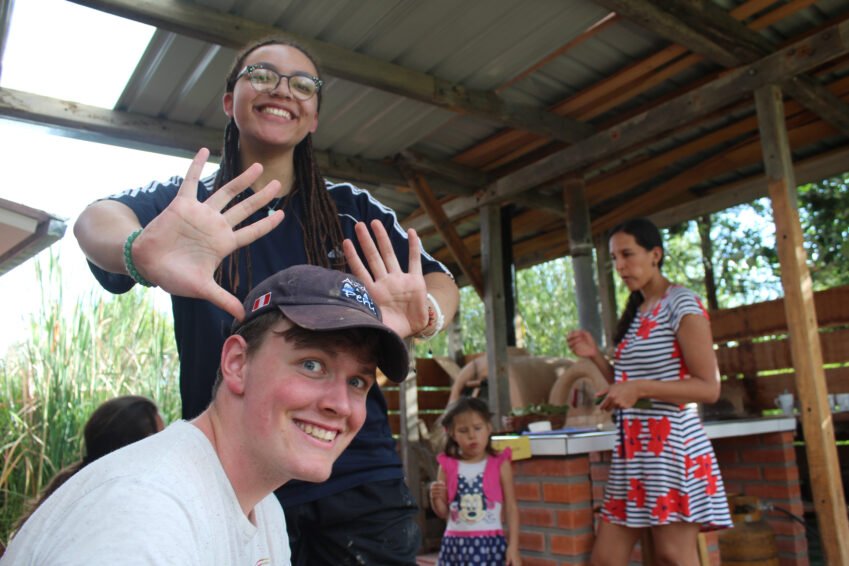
[[619, 371, 629, 383], [652, 494, 671, 522], [678, 359, 689, 380], [628, 478, 646, 508], [636, 317, 658, 339], [667, 489, 690, 516], [684, 455, 694, 479], [706, 473, 718, 495], [623, 418, 643, 459], [695, 297, 710, 319], [671, 340, 681, 359], [693, 455, 713, 479], [605, 498, 627, 521], [615, 339, 628, 360], [647, 417, 671, 456], [651, 301, 662, 317]]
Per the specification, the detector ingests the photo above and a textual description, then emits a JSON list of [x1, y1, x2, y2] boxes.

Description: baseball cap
[[234, 265, 409, 382]]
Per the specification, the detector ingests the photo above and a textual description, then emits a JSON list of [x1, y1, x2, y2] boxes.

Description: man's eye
[[349, 376, 371, 390], [302, 359, 324, 373]]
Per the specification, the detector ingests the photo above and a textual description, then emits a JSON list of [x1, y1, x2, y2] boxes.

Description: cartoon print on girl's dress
[[451, 473, 500, 525]]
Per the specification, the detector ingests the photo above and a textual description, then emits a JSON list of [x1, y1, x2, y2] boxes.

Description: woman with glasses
[[74, 38, 459, 566]]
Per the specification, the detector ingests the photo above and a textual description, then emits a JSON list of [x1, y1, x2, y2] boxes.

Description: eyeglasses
[[236, 64, 323, 101]]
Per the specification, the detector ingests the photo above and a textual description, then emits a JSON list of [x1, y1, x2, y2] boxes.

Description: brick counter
[[503, 418, 805, 565]]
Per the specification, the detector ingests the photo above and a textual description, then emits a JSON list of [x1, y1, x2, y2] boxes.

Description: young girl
[[74, 38, 459, 565], [567, 217, 732, 565], [430, 397, 521, 566]]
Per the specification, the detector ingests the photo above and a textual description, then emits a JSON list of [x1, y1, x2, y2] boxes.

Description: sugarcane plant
[[0, 252, 180, 546]]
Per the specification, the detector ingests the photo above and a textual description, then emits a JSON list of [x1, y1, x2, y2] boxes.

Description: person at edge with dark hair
[[566, 218, 732, 566], [1, 265, 411, 565], [14, 395, 164, 533], [72, 39, 459, 565]]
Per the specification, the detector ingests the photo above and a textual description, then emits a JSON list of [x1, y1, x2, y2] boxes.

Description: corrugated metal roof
[[3, 0, 849, 282]]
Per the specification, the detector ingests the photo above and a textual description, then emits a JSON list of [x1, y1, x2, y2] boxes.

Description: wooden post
[[594, 234, 618, 352], [563, 177, 604, 346], [755, 84, 849, 564], [480, 203, 511, 428], [397, 344, 423, 541]]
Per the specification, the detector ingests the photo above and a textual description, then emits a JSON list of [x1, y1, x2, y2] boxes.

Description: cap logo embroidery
[[340, 278, 377, 316], [252, 292, 271, 312]]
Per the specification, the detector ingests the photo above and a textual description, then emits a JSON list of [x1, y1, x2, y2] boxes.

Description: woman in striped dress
[[567, 218, 732, 566]]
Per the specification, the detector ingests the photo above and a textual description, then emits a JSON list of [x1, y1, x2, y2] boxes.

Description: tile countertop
[[493, 416, 797, 457]]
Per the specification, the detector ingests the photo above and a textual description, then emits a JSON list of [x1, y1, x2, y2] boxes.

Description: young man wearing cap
[[1, 265, 409, 566]]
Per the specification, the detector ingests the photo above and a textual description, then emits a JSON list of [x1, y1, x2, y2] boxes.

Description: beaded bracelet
[[416, 293, 445, 341], [122, 229, 156, 288]]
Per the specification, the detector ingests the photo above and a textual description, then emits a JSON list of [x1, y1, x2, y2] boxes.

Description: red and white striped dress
[[602, 285, 733, 530]]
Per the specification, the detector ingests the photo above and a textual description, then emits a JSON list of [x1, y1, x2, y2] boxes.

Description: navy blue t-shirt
[[86, 172, 451, 506]]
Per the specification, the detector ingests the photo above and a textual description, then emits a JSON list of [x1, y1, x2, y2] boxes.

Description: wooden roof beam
[[397, 159, 484, 298], [408, 18, 849, 230], [472, 18, 849, 209], [0, 86, 471, 196], [70, 0, 595, 144], [597, 0, 849, 136]]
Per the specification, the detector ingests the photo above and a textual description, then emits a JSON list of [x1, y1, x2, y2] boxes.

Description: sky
[[0, 0, 217, 352]]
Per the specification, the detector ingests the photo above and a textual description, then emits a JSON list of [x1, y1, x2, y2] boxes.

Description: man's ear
[[220, 335, 249, 396], [223, 92, 234, 119]]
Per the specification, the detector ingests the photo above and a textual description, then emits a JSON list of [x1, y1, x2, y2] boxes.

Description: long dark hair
[[441, 397, 498, 459], [15, 396, 161, 530], [214, 38, 345, 292], [610, 218, 665, 345]]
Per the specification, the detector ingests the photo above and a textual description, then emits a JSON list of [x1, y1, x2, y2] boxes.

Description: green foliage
[[415, 258, 580, 359], [798, 174, 849, 289], [650, 206, 783, 310], [0, 253, 179, 545], [515, 258, 578, 357]]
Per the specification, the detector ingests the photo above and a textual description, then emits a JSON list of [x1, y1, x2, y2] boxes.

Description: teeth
[[297, 422, 337, 442], [261, 107, 292, 119]]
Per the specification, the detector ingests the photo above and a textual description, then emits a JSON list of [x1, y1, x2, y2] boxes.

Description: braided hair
[[610, 218, 665, 345], [214, 38, 346, 292]]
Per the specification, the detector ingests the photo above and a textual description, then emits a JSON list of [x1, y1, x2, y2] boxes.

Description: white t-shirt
[[1, 421, 290, 565]]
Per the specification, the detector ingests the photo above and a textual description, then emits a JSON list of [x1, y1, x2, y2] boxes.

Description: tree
[[798, 173, 849, 289]]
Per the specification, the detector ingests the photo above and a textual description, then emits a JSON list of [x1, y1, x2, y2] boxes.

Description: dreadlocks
[[213, 38, 346, 292]]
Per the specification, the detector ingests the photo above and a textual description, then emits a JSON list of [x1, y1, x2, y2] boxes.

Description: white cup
[[775, 393, 794, 415], [837, 393, 849, 412]]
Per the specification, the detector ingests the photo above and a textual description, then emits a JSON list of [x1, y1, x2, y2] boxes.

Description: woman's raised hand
[[566, 329, 599, 359], [343, 220, 428, 339], [131, 148, 284, 320]]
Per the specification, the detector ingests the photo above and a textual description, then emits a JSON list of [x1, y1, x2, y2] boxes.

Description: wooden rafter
[[69, 0, 596, 144], [397, 160, 484, 298], [598, 0, 849, 136], [461, 20, 849, 213], [0, 87, 477, 197], [454, 0, 823, 174]]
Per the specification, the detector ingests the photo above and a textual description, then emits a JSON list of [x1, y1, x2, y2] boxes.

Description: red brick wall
[[513, 456, 594, 565], [511, 431, 805, 565]]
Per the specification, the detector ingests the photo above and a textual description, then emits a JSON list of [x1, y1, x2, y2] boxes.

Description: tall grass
[[0, 253, 180, 545]]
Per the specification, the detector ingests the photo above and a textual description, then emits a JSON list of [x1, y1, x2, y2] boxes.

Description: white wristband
[[416, 293, 445, 341]]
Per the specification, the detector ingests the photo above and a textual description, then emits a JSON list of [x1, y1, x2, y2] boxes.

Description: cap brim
[[279, 304, 409, 383]]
